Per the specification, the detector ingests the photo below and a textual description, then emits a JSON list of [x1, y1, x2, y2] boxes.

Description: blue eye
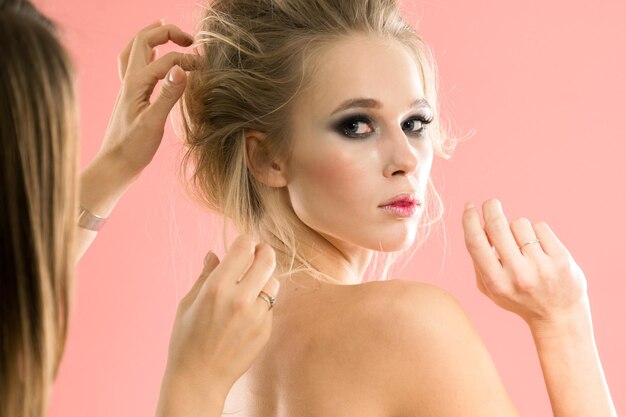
[[335, 115, 375, 139]]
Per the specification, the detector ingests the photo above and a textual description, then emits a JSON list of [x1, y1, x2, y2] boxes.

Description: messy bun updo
[[181, 0, 457, 280]]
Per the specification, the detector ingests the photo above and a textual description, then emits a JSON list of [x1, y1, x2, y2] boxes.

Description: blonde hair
[[0, 1, 77, 416], [181, 0, 458, 282]]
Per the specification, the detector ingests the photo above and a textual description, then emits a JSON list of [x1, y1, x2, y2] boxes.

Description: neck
[[273, 224, 373, 286]]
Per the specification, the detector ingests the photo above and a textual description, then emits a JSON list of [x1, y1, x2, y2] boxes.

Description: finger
[[118, 19, 164, 81], [200, 251, 220, 283], [123, 53, 199, 114], [238, 243, 277, 301], [482, 199, 524, 269], [142, 52, 201, 82], [462, 202, 504, 280], [144, 65, 187, 127], [141, 18, 165, 32], [532, 221, 568, 258], [206, 235, 257, 289], [261, 277, 280, 300], [473, 261, 489, 297], [127, 24, 194, 73], [509, 217, 545, 259], [255, 277, 280, 313], [150, 47, 159, 63], [184, 251, 220, 303], [482, 230, 503, 265]]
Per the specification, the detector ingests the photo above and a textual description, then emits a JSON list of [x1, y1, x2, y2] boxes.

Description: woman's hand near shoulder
[[155, 235, 280, 417], [461, 198, 617, 416]]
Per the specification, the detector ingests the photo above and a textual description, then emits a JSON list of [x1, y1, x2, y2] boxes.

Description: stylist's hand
[[76, 19, 200, 260], [96, 18, 199, 181], [156, 235, 280, 417], [461, 199, 589, 333]]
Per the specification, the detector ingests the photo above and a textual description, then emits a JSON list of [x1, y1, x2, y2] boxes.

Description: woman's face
[[284, 34, 434, 253]]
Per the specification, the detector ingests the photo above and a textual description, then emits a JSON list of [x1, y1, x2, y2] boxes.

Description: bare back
[[222, 278, 518, 417]]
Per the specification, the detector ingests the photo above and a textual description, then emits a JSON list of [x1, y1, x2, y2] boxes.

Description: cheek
[[310, 152, 365, 188], [289, 143, 375, 215], [420, 145, 434, 181]]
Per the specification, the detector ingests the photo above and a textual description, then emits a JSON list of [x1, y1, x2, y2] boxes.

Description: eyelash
[[334, 113, 434, 139]]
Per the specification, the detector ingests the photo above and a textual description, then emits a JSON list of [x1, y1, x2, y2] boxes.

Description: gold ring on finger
[[258, 290, 276, 311]]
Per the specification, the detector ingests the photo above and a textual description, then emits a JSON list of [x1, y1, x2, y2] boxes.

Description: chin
[[368, 228, 417, 253]]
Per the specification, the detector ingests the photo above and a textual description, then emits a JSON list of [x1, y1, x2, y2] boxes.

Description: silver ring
[[519, 238, 540, 249], [258, 291, 276, 311]]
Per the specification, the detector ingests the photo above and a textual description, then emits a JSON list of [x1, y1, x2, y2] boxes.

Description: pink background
[[37, 0, 625, 415]]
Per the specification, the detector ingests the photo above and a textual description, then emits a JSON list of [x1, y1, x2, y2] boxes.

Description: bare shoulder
[[363, 278, 460, 316], [345, 279, 521, 417], [341, 279, 468, 335], [282, 278, 477, 356], [266, 279, 519, 416], [345, 279, 477, 357]]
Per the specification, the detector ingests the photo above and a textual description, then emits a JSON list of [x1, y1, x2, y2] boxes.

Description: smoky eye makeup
[[332, 113, 376, 139], [401, 113, 435, 137], [332, 111, 434, 140]]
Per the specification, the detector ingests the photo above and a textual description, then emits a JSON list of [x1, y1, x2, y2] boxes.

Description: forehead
[[301, 34, 426, 115]]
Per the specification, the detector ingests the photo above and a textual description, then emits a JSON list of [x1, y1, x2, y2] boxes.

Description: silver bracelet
[[78, 206, 107, 231]]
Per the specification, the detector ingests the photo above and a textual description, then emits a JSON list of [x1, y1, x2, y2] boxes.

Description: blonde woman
[[0, 1, 278, 416], [181, 0, 617, 415]]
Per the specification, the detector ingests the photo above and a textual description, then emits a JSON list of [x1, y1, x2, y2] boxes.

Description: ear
[[245, 130, 288, 188]]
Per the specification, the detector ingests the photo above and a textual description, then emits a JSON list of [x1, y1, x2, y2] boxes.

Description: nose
[[381, 126, 422, 178]]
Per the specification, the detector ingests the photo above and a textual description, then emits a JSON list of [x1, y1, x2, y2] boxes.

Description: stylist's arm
[[156, 236, 280, 417], [76, 19, 198, 259]]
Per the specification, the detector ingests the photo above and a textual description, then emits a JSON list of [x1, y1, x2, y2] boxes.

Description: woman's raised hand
[[461, 199, 590, 333], [156, 235, 280, 417], [76, 19, 201, 259], [97, 19, 200, 180]]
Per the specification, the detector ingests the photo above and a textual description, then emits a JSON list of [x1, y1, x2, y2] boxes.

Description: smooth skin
[[246, 34, 433, 286], [72, 20, 280, 417], [156, 236, 280, 417], [220, 34, 616, 416], [77, 19, 200, 258], [463, 199, 616, 417]]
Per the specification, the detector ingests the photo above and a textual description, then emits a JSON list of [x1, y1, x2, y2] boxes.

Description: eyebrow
[[330, 97, 432, 116]]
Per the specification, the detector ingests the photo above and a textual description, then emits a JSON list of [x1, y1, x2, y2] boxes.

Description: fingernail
[[168, 65, 183, 84], [203, 251, 214, 267], [464, 202, 474, 210]]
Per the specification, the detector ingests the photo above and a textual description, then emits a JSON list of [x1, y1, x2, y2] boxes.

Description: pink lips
[[378, 194, 422, 218]]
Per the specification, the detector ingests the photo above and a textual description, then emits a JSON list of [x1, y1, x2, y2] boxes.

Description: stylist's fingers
[[127, 24, 194, 73], [122, 52, 199, 105], [143, 65, 187, 127], [141, 52, 201, 83], [118, 19, 164, 81]]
